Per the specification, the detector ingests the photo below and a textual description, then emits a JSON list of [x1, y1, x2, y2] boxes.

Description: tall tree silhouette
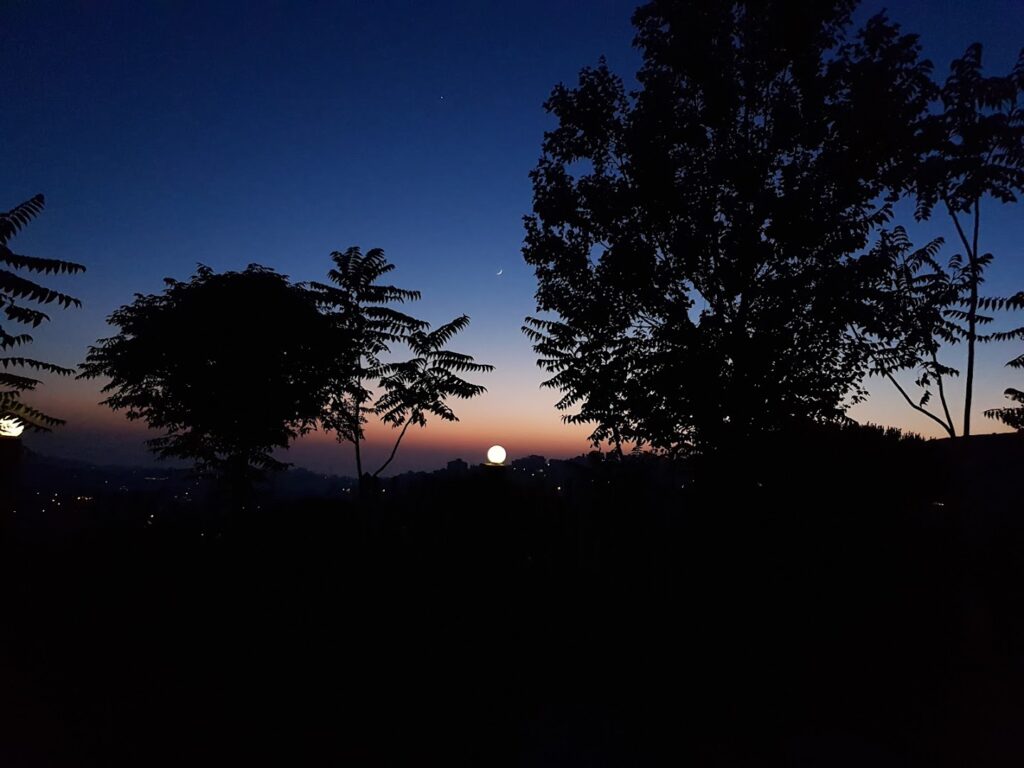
[[312, 248, 490, 484], [523, 1, 934, 453], [907, 45, 1024, 436], [80, 265, 338, 490], [1, 194, 85, 431], [311, 247, 425, 480]]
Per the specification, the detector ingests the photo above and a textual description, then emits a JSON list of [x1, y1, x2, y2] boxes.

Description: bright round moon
[[486, 445, 507, 465], [0, 417, 25, 438]]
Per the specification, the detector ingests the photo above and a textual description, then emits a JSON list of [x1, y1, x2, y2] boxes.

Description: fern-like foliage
[[1, 194, 85, 432], [914, 45, 1024, 221], [375, 314, 492, 426], [373, 314, 492, 476], [523, 314, 644, 455]]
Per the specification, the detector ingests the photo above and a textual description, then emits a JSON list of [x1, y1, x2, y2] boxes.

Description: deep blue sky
[[3, 0, 1023, 474]]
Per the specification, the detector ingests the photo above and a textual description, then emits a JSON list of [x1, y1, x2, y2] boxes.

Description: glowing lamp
[[486, 445, 507, 465], [0, 417, 24, 438]]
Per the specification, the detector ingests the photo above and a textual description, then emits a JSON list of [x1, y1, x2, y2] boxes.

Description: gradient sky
[[3, 0, 1023, 475]]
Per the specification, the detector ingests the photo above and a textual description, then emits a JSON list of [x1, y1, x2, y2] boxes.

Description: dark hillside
[[3, 432, 1024, 765]]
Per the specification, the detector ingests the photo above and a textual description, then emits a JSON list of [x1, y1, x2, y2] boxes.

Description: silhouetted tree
[[859, 228, 961, 437], [1, 194, 85, 431], [312, 248, 491, 486], [907, 45, 1024, 435], [311, 247, 426, 480], [864, 224, 1024, 437], [80, 265, 339, 491], [524, 1, 934, 454]]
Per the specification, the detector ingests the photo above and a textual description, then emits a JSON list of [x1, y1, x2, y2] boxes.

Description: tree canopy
[[524, 0, 935, 454], [80, 265, 340, 482]]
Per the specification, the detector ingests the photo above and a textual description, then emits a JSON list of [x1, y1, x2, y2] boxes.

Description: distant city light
[[486, 445, 507, 465]]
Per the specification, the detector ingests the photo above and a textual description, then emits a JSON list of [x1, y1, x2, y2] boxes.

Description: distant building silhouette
[[446, 458, 468, 473], [511, 455, 546, 473]]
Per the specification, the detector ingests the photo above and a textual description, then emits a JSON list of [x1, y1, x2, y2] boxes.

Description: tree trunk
[[964, 200, 981, 437], [353, 404, 364, 495]]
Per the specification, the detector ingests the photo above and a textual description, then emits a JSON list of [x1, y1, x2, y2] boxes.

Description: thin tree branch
[[944, 199, 974, 258], [373, 418, 413, 478], [964, 198, 981, 436], [884, 371, 956, 437], [352, 397, 364, 491], [943, 196, 981, 436]]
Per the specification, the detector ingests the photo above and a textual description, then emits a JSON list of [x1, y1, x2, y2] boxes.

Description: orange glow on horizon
[[24, 364, 1019, 477]]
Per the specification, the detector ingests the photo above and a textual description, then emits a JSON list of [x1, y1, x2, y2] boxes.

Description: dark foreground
[[2, 432, 1024, 766]]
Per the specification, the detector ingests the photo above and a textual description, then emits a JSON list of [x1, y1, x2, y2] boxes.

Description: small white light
[[486, 445, 507, 465], [0, 417, 24, 438]]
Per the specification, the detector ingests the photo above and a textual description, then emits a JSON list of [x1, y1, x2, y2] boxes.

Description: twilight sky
[[3, 0, 1023, 475]]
